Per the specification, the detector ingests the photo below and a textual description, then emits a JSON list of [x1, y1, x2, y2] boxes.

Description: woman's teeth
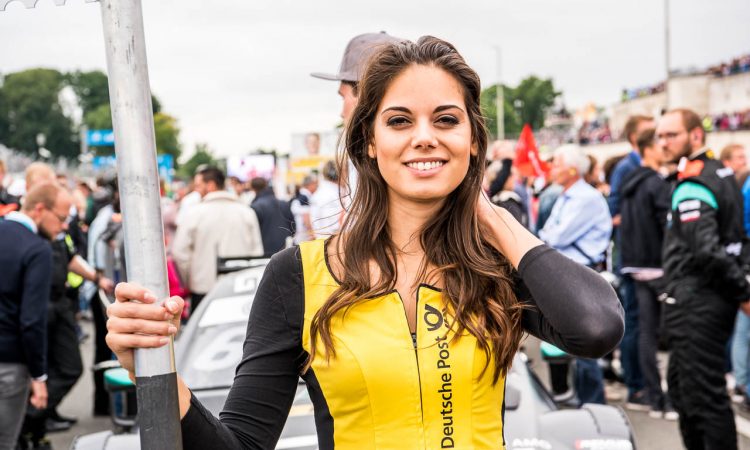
[[406, 161, 444, 171]]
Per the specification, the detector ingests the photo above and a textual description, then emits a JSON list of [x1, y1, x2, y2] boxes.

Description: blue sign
[[92, 154, 175, 184], [87, 129, 115, 146]]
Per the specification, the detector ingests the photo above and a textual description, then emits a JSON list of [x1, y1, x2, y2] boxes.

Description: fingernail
[[159, 337, 170, 345], [166, 300, 177, 311], [144, 292, 157, 302], [168, 326, 177, 335]]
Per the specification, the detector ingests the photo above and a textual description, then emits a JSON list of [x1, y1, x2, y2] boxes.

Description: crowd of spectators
[[708, 54, 750, 77]]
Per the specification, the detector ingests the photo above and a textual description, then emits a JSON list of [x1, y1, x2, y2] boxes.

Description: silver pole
[[494, 46, 504, 140], [99, 1, 182, 448]]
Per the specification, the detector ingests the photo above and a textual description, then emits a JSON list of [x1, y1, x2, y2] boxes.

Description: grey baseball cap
[[311, 31, 403, 83]]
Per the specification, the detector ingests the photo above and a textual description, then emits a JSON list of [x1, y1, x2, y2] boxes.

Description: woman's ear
[[368, 143, 376, 159], [470, 141, 478, 157]]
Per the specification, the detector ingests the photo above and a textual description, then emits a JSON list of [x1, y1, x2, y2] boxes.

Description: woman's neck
[[387, 195, 444, 255]]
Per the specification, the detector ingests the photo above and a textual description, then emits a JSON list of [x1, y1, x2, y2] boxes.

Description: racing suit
[[662, 149, 750, 450]]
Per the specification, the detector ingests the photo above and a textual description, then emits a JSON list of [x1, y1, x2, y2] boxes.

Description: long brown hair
[[307, 36, 524, 383]]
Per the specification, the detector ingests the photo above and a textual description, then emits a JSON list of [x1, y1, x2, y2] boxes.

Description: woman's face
[[370, 64, 476, 208]]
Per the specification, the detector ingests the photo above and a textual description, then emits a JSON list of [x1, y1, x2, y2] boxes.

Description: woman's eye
[[436, 115, 459, 126], [386, 116, 410, 127]]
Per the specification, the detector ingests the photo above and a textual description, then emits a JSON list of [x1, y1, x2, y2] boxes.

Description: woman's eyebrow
[[434, 104, 464, 113], [381, 106, 411, 115], [380, 105, 465, 115]]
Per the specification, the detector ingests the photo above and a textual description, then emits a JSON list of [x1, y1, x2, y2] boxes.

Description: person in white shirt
[[172, 167, 263, 312]]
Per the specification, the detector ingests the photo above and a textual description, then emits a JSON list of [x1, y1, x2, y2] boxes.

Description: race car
[[72, 262, 635, 450]]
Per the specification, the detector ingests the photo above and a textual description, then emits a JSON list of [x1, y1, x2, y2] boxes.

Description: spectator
[[311, 31, 403, 205], [172, 166, 263, 312], [538, 144, 612, 406], [249, 177, 295, 257], [0, 183, 66, 449], [619, 128, 674, 420], [489, 166, 528, 228], [290, 175, 318, 244], [0, 158, 20, 211], [720, 143, 747, 174], [659, 108, 750, 449], [19, 173, 114, 445], [734, 168, 750, 410], [310, 161, 343, 238], [608, 114, 655, 412]]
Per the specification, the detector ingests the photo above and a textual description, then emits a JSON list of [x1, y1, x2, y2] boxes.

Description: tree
[[66, 70, 110, 114], [0, 68, 78, 158], [153, 112, 181, 160], [480, 84, 521, 139], [66, 69, 161, 115], [83, 101, 180, 159], [512, 76, 561, 131], [480, 76, 561, 139], [178, 143, 216, 179]]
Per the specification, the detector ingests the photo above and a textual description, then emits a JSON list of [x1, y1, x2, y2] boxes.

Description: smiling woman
[[105, 36, 624, 450]]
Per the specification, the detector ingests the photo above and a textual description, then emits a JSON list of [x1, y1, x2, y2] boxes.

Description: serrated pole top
[[0, 0, 98, 12]]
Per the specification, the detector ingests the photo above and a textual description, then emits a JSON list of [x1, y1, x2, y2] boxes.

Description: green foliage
[[480, 75, 561, 139], [178, 143, 216, 179], [480, 84, 521, 139], [154, 112, 181, 160], [66, 70, 110, 114], [513, 76, 561, 131], [0, 68, 78, 158], [0, 68, 173, 161]]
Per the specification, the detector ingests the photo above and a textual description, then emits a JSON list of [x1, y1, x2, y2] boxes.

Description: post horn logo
[[423, 304, 444, 332]]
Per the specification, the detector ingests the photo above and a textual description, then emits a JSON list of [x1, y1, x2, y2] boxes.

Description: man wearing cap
[[311, 31, 403, 203], [312, 31, 403, 125]]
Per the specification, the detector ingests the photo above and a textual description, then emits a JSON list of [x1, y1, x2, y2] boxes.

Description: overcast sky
[[1, 0, 748, 159]]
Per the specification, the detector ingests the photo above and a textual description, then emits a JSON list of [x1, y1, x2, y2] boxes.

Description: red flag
[[513, 124, 549, 178]]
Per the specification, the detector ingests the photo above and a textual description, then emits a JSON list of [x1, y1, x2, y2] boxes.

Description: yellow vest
[[300, 239, 506, 449]]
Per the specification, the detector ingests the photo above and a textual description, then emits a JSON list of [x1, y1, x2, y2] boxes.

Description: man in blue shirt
[[608, 114, 655, 410], [539, 144, 613, 405], [0, 183, 71, 449], [540, 145, 612, 268]]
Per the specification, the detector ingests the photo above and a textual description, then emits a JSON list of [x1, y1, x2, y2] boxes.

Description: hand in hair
[[476, 191, 543, 268]]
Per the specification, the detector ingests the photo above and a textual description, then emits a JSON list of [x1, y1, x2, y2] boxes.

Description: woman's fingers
[[114, 282, 157, 304], [106, 332, 170, 351], [108, 300, 173, 321], [164, 296, 184, 316], [107, 316, 178, 337]]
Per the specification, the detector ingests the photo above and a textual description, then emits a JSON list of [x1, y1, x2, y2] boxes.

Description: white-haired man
[[539, 144, 613, 406]]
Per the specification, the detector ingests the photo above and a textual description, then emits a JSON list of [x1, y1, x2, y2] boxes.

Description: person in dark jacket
[[658, 108, 750, 449], [619, 128, 674, 420], [0, 183, 69, 449], [250, 177, 295, 257], [609, 115, 656, 411]]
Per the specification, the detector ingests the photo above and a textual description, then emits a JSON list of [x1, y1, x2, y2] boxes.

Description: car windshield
[[179, 282, 257, 390]]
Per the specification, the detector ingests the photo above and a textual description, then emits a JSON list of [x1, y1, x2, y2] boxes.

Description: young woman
[[106, 36, 623, 450]]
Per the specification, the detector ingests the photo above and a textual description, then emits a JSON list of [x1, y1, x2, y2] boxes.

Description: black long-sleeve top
[[0, 219, 52, 378], [181, 243, 624, 449]]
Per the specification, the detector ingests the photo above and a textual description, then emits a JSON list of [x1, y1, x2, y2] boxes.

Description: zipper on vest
[[394, 289, 426, 448]]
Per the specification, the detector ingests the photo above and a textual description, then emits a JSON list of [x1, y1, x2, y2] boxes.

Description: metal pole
[[494, 46, 504, 140], [99, 1, 182, 449]]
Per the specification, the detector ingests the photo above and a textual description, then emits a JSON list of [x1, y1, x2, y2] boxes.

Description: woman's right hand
[[105, 282, 183, 379]]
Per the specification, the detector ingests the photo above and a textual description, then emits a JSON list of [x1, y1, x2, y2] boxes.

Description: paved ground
[[49, 322, 750, 449]]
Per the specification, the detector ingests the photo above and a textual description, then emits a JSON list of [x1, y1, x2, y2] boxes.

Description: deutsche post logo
[[424, 304, 444, 332]]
